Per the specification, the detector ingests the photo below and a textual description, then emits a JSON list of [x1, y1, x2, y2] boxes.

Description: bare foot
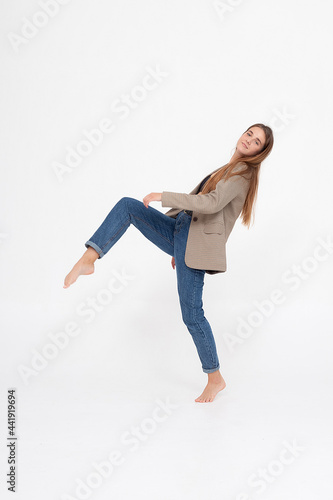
[[195, 371, 226, 403], [63, 251, 98, 289]]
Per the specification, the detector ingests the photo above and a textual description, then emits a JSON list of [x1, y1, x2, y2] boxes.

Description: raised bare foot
[[195, 372, 226, 403], [63, 258, 95, 289]]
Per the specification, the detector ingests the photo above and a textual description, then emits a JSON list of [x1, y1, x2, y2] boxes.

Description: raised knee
[[119, 196, 138, 206], [119, 196, 130, 203]]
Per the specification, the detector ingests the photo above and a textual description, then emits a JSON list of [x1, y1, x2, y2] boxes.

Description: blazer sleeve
[[161, 173, 250, 214]]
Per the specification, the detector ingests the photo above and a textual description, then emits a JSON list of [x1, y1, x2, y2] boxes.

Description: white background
[[1, 0, 332, 499]]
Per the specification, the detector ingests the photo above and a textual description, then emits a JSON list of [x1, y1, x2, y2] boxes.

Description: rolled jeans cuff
[[85, 240, 104, 258], [202, 365, 220, 374]]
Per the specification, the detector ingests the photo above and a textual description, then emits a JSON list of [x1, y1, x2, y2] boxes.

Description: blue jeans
[[85, 197, 220, 374]]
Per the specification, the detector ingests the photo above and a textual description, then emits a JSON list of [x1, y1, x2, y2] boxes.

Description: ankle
[[82, 247, 99, 263], [207, 370, 223, 383]]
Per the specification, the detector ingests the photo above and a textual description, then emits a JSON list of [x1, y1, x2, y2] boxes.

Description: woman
[[64, 123, 274, 403]]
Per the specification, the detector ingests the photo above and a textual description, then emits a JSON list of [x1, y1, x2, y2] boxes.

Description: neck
[[229, 150, 242, 163]]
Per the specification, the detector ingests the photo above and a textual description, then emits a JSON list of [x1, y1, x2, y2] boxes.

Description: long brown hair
[[200, 123, 274, 228]]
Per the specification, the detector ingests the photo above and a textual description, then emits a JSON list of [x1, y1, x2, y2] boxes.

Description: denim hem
[[85, 240, 104, 258], [202, 366, 220, 374]]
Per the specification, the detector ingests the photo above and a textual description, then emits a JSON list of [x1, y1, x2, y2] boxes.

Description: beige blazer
[[161, 162, 251, 274]]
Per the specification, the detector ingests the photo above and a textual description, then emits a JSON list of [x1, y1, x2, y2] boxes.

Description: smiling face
[[237, 126, 266, 157]]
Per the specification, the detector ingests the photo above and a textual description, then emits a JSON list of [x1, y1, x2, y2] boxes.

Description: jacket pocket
[[203, 222, 224, 235]]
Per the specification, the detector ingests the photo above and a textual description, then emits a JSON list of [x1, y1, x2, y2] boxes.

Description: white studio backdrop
[[1, 1, 332, 499]]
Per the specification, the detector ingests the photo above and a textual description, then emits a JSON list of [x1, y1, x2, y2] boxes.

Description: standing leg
[[64, 197, 175, 288], [173, 211, 226, 402]]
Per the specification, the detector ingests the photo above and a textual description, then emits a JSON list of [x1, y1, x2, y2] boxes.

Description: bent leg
[[85, 197, 176, 258]]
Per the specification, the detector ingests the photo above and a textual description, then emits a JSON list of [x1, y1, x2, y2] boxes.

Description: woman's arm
[[160, 174, 250, 214], [142, 192, 162, 208]]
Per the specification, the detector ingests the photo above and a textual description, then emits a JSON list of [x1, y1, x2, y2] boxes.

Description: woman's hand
[[143, 192, 162, 208], [171, 257, 175, 269]]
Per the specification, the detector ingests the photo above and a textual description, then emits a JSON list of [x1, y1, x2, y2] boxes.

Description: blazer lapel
[[188, 166, 222, 194]]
